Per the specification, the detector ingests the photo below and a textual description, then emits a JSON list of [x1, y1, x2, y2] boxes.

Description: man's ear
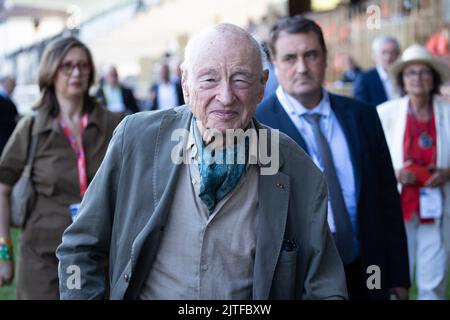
[[181, 71, 190, 104], [262, 69, 269, 84], [257, 69, 270, 103]]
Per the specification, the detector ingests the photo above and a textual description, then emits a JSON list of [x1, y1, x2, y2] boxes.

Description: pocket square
[[281, 239, 297, 252]]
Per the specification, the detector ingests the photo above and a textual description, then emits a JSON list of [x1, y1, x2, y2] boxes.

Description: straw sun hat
[[389, 43, 450, 85]]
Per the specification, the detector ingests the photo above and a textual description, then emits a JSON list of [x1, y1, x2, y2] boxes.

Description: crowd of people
[[0, 13, 449, 300]]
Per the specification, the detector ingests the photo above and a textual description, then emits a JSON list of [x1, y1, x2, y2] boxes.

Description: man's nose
[[216, 81, 236, 105], [295, 57, 308, 74]]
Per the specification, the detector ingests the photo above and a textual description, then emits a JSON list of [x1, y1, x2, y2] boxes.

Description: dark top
[[353, 68, 388, 106], [149, 80, 185, 110], [0, 95, 18, 155], [95, 85, 140, 114]]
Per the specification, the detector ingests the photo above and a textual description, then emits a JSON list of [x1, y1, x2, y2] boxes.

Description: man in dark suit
[[256, 15, 410, 300], [148, 63, 184, 110], [340, 55, 362, 83], [353, 35, 400, 106], [0, 76, 19, 155], [96, 65, 140, 115]]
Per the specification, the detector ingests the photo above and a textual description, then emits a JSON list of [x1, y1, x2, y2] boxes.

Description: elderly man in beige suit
[[56, 23, 347, 300]]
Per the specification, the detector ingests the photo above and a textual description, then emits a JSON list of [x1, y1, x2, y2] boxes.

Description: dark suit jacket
[[353, 68, 388, 106], [0, 95, 18, 155], [256, 93, 410, 299], [96, 85, 140, 114], [149, 81, 184, 110], [341, 67, 362, 83]]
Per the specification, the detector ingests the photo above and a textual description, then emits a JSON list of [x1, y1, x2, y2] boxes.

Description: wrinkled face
[[54, 47, 91, 99], [376, 41, 399, 71], [402, 63, 434, 96], [272, 31, 327, 102], [183, 34, 267, 132]]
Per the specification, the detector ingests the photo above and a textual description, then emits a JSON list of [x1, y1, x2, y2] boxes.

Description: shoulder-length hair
[[36, 36, 96, 116], [396, 63, 442, 97]]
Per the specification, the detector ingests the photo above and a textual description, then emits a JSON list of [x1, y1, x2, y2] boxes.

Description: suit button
[[124, 274, 129, 282], [276, 182, 285, 189]]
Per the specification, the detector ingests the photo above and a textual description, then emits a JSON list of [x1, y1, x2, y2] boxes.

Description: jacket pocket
[[269, 249, 298, 299]]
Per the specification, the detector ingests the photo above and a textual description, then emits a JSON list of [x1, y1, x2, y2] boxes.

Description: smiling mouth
[[211, 110, 238, 119]]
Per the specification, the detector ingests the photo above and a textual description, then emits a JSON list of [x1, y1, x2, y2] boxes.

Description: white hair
[[372, 35, 400, 57], [181, 23, 267, 85]]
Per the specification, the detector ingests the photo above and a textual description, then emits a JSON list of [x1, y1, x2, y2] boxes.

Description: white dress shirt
[[157, 82, 179, 110], [276, 87, 358, 245], [103, 85, 125, 113], [376, 65, 395, 100]]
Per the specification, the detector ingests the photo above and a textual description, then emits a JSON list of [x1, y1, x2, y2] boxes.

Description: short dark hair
[[396, 64, 442, 96], [269, 15, 327, 57]]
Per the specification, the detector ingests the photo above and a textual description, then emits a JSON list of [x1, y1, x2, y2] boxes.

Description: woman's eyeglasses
[[59, 62, 91, 76], [403, 69, 432, 79]]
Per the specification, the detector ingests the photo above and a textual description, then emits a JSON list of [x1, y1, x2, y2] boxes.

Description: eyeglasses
[[59, 62, 92, 76], [403, 69, 432, 79]]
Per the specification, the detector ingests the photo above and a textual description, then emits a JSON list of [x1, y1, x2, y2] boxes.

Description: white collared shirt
[[103, 85, 125, 113], [276, 86, 357, 237], [376, 65, 395, 100], [157, 82, 179, 110]]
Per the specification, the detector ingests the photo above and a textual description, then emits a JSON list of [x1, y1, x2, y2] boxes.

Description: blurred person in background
[[353, 35, 400, 106], [0, 37, 123, 299], [96, 65, 140, 115], [340, 54, 362, 83], [0, 75, 19, 155], [148, 63, 184, 110], [377, 44, 450, 300]]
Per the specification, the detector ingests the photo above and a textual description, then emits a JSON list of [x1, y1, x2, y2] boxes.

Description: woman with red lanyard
[[0, 37, 123, 299], [378, 44, 450, 299]]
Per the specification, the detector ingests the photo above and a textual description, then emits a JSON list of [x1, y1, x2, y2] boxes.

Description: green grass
[[0, 229, 449, 300], [0, 228, 20, 300]]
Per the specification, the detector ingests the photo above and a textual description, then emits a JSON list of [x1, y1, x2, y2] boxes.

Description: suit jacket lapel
[[130, 107, 192, 271], [153, 109, 192, 206], [252, 134, 290, 299], [271, 97, 309, 152], [328, 94, 363, 203], [373, 70, 388, 103]]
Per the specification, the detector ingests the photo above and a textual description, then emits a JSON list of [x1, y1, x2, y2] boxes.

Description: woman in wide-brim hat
[[377, 43, 450, 300]]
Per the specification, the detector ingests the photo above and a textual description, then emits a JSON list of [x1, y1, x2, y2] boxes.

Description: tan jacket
[[0, 105, 123, 299]]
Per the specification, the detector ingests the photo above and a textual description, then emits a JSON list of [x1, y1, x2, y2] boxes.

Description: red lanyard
[[405, 101, 436, 165], [59, 114, 89, 197]]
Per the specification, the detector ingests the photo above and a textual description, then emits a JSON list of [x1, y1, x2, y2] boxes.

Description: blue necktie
[[303, 113, 354, 265], [193, 119, 248, 214]]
